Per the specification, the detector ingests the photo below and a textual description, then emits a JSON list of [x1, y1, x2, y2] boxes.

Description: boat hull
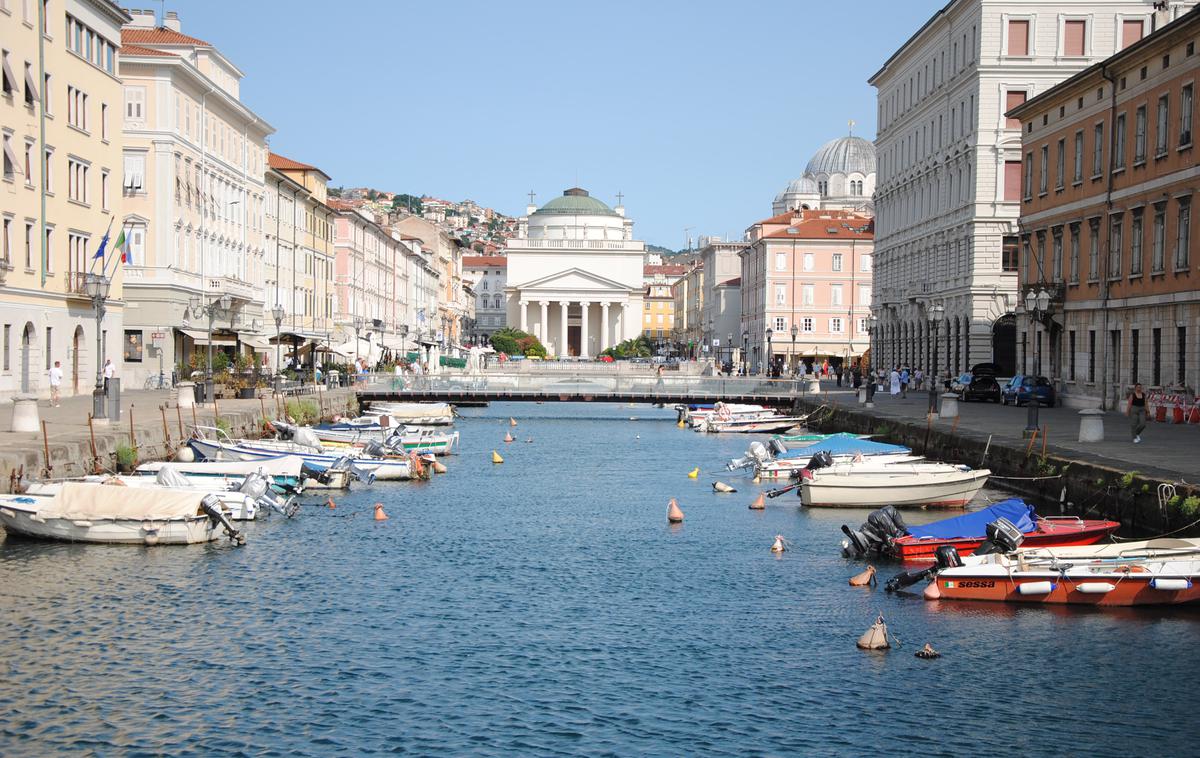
[[934, 571, 1200, 606], [893, 519, 1121, 560], [189, 438, 414, 481], [0, 504, 221, 544], [801, 469, 990, 508]]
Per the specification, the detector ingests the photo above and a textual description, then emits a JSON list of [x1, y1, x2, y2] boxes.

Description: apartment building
[[118, 10, 274, 385], [332, 203, 407, 359], [463, 255, 507, 339], [1, 0, 128, 398], [1011, 6, 1200, 407], [869, 0, 1194, 378], [641, 263, 683, 343], [696, 239, 748, 357], [740, 209, 874, 374]]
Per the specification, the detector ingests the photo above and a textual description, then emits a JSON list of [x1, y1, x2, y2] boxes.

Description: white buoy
[[712, 481, 737, 493], [770, 534, 787, 553], [176, 446, 196, 463]]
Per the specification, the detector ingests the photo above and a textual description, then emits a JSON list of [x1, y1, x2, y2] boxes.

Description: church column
[[580, 302, 591, 358], [560, 301, 570, 357], [539, 301, 549, 343], [519, 300, 528, 333], [600, 302, 611, 352]]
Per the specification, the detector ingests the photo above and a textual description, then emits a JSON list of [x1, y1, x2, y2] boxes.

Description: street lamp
[[928, 302, 945, 414], [790, 323, 799, 375], [272, 304, 285, 389], [399, 324, 409, 358], [353, 316, 364, 367], [741, 329, 749, 376], [765, 327, 774, 376], [84, 272, 111, 420]]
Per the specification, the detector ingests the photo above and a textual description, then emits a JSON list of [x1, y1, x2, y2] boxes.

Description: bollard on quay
[[1024, 396, 1040, 438]]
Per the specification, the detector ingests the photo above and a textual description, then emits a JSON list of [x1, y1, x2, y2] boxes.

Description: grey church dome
[[805, 136, 876, 176]]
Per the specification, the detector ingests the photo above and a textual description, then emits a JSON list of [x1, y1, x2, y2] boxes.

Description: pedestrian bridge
[[356, 370, 808, 407]]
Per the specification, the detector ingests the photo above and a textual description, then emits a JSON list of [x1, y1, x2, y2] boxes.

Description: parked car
[[1000, 375, 1056, 406], [950, 372, 974, 395], [962, 374, 1002, 403]]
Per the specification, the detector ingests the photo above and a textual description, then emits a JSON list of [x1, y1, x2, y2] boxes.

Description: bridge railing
[[359, 371, 805, 399]]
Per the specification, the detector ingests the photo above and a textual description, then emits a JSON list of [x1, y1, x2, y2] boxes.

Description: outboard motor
[[974, 517, 1025, 556], [768, 438, 788, 457], [885, 544, 969, 592], [239, 471, 298, 518], [301, 460, 333, 485], [867, 505, 908, 541], [199, 493, 245, 545], [362, 439, 387, 458], [934, 545, 963, 570], [327, 454, 374, 485], [807, 450, 834, 471], [841, 505, 911, 558], [273, 421, 297, 441], [728, 441, 770, 471]]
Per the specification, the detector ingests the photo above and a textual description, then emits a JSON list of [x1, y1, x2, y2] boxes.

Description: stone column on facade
[[519, 300, 528, 333], [580, 302, 591, 358], [539, 301, 549, 343], [560, 301, 570, 358], [600, 302, 611, 352]]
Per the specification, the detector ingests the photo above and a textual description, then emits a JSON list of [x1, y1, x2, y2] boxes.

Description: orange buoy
[[373, 503, 388, 521], [856, 615, 890, 650], [509, 417, 518, 427], [748, 493, 766, 510], [432, 461, 447, 474], [504, 432, 514, 443], [923, 580, 942, 600], [326, 497, 336, 509], [667, 498, 684, 523], [849, 566, 877, 586]]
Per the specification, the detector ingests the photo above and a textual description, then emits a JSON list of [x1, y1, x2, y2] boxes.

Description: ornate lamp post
[[741, 329, 749, 376], [1025, 287, 1052, 375], [765, 327, 773, 376], [790, 323, 799, 375], [927, 302, 944, 414], [272, 304, 285, 380], [399, 324, 409, 358], [189, 293, 232, 402], [84, 272, 112, 420], [353, 316, 364, 367]]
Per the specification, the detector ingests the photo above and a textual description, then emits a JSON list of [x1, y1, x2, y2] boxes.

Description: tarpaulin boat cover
[[37, 482, 205, 520], [905, 498, 1037, 540], [781, 436, 910, 459]]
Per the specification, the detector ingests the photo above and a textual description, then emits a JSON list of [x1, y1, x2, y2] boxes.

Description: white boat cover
[[155, 466, 195, 489], [137, 456, 306, 477], [37, 482, 204, 520], [368, 402, 451, 418]]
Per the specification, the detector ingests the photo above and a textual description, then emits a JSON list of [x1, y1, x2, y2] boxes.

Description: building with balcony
[[393, 214, 465, 350], [331, 203, 409, 364], [463, 255, 507, 340], [696, 240, 749, 360], [868, 0, 1193, 379], [503, 188, 645, 358], [740, 209, 874, 375], [0, 0, 129, 399], [117, 10, 274, 385], [671, 261, 704, 357], [1010, 6, 1200, 408], [641, 263, 683, 345], [266, 153, 335, 366]]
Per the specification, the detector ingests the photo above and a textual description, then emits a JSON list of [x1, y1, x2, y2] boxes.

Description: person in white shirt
[[103, 359, 114, 393], [48, 360, 63, 407]]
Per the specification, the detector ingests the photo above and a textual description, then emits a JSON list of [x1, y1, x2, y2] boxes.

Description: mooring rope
[[987, 474, 1064, 482]]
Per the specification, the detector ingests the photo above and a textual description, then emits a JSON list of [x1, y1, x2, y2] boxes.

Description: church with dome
[[772, 133, 876, 216], [503, 188, 646, 358]]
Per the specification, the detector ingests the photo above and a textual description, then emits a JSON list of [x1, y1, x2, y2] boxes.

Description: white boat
[[800, 465, 992, 509], [188, 432, 414, 481], [313, 424, 459, 455], [757, 452, 924, 480], [681, 403, 768, 428], [701, 415, 807, 434], [0, 483, 243, 545], [364, 402, 454, 426], [141, 451, 352, 491]]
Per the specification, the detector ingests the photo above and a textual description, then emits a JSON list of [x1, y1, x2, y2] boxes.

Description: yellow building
[[265, 153, 335, 360], [1, 0, 129, 398], [117, 10, 274, 386], [641, 264, 683, 343]]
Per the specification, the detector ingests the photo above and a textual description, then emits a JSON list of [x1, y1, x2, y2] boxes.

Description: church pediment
[[514, 267, 632, 293]]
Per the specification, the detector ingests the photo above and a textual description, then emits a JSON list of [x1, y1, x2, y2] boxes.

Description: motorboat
[[141, 450, 352, 490], [800, 463, 991, 508], [679, 402, 770, 428], [313, 424, 459, 455], [730, 437, 919, 480], [840, 500, 1121, 560], [188, 427, 415, 481], [773, 431, 870, 447], [363, 402, 454, 426], [700, 415, 808, 434], [926, 537, 1200, 606], [0, 483, 243, 545]]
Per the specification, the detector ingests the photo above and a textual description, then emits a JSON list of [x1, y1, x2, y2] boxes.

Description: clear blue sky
[[164, 0, 941, 248]]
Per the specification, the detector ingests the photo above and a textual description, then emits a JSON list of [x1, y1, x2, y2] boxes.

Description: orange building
[[1011, 7, 1199, 409]]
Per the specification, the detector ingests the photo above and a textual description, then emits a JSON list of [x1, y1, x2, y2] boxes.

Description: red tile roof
[[119, 44, 178, 58], [644, 264, 687, 276], [717, 277, 741, 287], [268, 152, 317, 171], [761, 216, 874, 240], [463, 255, 507, 268], [121, 27, 211, 47]]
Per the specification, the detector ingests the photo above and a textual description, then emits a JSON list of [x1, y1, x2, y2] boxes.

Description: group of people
[[45, 358, 114, 407]]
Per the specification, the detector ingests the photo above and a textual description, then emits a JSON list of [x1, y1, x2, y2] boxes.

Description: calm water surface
[[0, 402, 1196, 756]]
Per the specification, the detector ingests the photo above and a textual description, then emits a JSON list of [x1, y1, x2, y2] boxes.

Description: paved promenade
[[808, 381, 1200, 483], [0, 385, 355, 482]]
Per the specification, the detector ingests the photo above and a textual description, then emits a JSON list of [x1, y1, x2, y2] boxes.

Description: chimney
[[164, 11, 182, 32], [124, 8, 157, 28]]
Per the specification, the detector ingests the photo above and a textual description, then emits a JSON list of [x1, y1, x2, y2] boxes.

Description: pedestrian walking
[[889, 367, 901, 396], [899, 367, 910, 398], [103, 359, 114, 393], [835, 365, 843, 387], [48, 360, 63, 407], [1127, 382, 1148, 444]]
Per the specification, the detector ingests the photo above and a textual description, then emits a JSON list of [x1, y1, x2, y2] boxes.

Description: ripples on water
[[0, 402, 1196, 756]]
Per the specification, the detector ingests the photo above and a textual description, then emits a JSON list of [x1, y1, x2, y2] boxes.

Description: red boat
[[891, 515, 1120, 561]]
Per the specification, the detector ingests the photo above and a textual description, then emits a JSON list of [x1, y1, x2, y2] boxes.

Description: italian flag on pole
[[113, 229, 129, 264]]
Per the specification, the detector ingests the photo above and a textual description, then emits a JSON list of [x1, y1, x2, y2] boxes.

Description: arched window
[[818, 181, 828, 195], [481, 279, 488, 291]]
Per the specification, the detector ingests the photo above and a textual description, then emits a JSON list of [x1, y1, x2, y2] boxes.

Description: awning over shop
[[240, 334, 271, 351], [178, 328, 236, 346]]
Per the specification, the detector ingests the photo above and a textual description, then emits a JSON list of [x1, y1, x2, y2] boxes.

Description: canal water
[[0, 402, 1196, 756]]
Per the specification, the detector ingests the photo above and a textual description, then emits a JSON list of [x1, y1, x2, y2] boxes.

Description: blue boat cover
[[905, 499, 1037, 540], [780, 436, 910, 459]]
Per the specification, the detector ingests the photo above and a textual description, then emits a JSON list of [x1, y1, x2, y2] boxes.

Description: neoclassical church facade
[[772, 134, 877, 216], [504, 188, 645, 357]]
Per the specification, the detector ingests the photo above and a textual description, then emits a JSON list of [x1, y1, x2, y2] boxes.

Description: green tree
[[366, 189, 379, 201], [601, 335, 653, 359], [490, 327, 547, 358]]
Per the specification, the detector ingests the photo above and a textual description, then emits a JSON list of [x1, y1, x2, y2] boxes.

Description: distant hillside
[[646, 244, 681, 256]]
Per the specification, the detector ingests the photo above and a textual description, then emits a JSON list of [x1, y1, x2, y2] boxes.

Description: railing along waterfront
[[357, 371, 806, 402]]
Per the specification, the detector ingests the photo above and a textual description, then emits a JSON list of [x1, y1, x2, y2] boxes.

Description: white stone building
[[868, 0, 1194, 377], [504, 188, 645, 357], [772, 134, 877, 215], [462, 255, 507, 340]]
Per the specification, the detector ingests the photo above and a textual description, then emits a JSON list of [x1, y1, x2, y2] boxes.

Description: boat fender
[[915, 643, 940, 660], [849, 566, 876, 586], [856, 615, 890, 650], [71, 520, 94, 528], [923, 581, 942, 600], [1075, 582, 1117, 594], [1151, 578, 1192, 591], [1017, 581, 1056, 595], [176, 446, 196, 463], [712, 481, 737, 493], [374, 504, 389, 521], [667, 498, 684, 524], [748, 493, 766, 510]]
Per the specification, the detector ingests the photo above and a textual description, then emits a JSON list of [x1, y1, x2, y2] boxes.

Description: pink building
[[740, 209, 874, 374]]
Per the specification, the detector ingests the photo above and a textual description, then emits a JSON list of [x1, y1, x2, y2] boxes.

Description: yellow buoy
[[752, 473, 761, 484], [492, 450, 504, 464], [667, 498, 684, 523], [687, 467, 700, 479], [677, 419, 686, 428]]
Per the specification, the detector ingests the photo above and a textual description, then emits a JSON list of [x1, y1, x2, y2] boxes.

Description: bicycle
[[144, 372, 172, 390]]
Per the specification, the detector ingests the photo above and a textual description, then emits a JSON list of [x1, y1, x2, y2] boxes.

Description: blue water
[[0, 402, 1195, 756]]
